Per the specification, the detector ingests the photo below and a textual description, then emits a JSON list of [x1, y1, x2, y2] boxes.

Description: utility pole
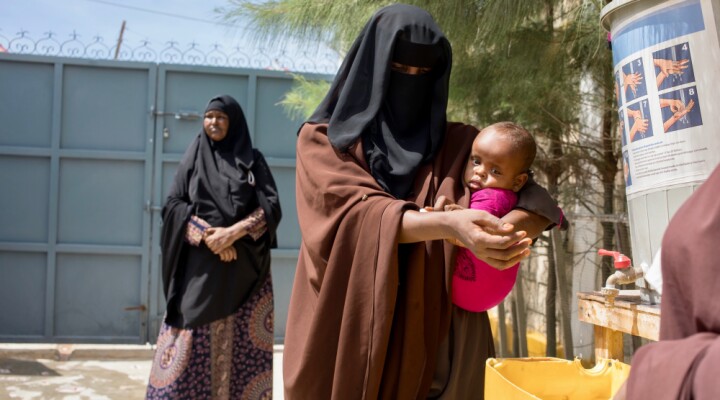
[[114, 20, 126, 60]]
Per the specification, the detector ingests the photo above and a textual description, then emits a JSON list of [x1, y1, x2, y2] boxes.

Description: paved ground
[[0, 344, 284, 399]]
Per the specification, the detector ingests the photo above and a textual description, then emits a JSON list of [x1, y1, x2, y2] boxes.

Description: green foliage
[[221, 0, 621, 204], [276, 74, 331, 120], [218, 0, 391, 52]]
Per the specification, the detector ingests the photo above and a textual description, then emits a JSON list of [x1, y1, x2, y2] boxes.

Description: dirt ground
[[0, 357, 151, 399], [0, 344, 284, 399]]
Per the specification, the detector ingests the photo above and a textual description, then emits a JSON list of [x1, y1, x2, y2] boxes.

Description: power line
[[83, 0, 243, 30]]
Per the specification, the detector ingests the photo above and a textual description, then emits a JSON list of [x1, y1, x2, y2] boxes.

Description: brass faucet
[[598, 249, 643, 305]]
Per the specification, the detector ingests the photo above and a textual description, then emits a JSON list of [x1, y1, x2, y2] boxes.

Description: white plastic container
[[601, 0, 720, 302]]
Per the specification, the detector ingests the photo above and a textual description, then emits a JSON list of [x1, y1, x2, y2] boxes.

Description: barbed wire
[[0, 30, 340, 74]]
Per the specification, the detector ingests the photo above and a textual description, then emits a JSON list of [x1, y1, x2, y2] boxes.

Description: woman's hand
[[427, 196, 532, 267], [203, 207, 268, 253], [399, 206, 531, 270], [218, 246, 238, 262], [204, 226, 239, 254], [448, 209, 531, 270]]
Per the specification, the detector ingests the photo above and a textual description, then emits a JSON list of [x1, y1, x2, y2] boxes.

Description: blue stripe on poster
[[612, 0, 705, 66]]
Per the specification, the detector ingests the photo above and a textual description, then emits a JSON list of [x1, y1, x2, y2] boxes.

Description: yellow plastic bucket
[[485, 357, 630, 400]]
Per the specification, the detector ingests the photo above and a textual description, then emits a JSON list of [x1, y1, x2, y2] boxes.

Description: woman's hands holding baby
[[424, 196, 532, 270]]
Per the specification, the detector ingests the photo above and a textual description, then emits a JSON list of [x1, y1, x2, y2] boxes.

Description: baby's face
[[463, 129, 527, 192]]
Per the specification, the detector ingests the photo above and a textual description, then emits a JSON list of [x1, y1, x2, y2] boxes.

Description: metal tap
[[598, 249, 643, 305]]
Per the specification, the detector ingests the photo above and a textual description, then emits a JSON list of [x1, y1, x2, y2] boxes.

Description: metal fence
[[0, 51, 317, 343], [0, 30, 340, 74]]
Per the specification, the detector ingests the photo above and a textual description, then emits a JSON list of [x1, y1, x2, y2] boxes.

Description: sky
[[0, 0, 338, 71]]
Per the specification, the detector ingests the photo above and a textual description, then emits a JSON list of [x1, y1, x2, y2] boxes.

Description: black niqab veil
[[308, 3, 452, 198], [161, 95, 281, 328]]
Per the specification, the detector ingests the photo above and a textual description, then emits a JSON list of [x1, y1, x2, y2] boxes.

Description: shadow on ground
[[0, 358, 61, 377]]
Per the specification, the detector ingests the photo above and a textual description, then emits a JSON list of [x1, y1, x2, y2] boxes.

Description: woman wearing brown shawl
[[146, 95, 281, 399], [613, 164, 720, 399], [283, 4, 563, 400]]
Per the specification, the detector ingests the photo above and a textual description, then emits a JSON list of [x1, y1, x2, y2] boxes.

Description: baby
[[453, 121, 536, 312]]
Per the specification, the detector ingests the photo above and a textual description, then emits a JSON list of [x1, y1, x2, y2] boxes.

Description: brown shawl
[[626, 164, 720, 399], [283, 122, 480, 400]]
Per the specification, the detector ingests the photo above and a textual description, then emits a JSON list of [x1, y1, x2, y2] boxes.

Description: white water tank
[[601, 0, 720, 302]]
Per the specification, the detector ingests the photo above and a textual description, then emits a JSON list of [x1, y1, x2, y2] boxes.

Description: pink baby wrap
[[453, 188, 518, 312]]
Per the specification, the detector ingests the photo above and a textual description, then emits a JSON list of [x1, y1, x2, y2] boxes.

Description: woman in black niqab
[[284, 5, 566, 400], [147, 94, 281, 399], [309, 3, 452, 199]]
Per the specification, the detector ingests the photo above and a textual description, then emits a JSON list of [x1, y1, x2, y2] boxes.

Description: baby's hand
[[444, 204, 465, 211], [433, 195, 454, 211], [446, 237, 464, 247], [421, 195, 466, 212]]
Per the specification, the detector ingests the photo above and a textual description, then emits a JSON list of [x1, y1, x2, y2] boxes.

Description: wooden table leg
[[594, 325, 624, 361]]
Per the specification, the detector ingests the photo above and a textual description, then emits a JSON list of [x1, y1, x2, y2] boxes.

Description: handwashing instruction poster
[[611, 0, 720, 197]]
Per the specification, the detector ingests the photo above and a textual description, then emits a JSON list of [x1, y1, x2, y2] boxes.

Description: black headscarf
[[308, 3, 452, 198], [161, 95, 281, 328], [192, 95, 255, 228]]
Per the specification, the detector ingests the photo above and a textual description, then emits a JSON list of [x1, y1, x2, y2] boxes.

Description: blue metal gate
[[0, 53, 310, 344]]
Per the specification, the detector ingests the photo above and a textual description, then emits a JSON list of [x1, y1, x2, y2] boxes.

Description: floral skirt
[[146, 275, 274, 400]]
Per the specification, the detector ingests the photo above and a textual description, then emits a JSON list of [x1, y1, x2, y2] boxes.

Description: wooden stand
[[577, 291, 660, 360]]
